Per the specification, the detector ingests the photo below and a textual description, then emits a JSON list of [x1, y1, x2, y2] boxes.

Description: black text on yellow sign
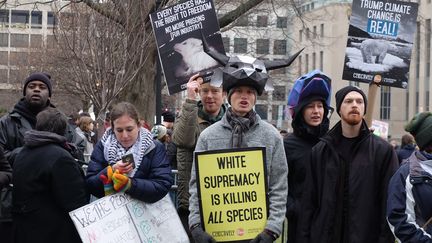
[[195, 147, 268, 242]]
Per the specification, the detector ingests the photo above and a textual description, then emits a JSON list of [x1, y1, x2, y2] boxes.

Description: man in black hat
[[297, 85, 398, 243], [0, 72, 85, 165], [0, 72, 85, 242]]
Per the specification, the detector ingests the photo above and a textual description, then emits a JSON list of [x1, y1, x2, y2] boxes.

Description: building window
[[380, 86, 391, 120], [0, 51, 8, 65], [320, 23, 324, 37], [255, 104, 267, 119], [320, 51, 324, 71], [11, 10, 29, 28], [298, 55, 302, 76], [10, 34, 28, 48], [273, 40, 286, 55], [234, 38, 247, 53], [306, 28, 310, 39], [312, 52, 316, 70], [305, 54, 309, 72], [235, 15, 248, 27], [0, 69, 7, 83], [222, 37, 230, 53], [46, 35, 56, 49], [313, 26, 317, 39], [9, 51, 28, 66], [0, 33, 8, 47], [273, 85, 286, 101], [256, 16, 268, 27], [30, 34, 42, 48], [48, 12, 56, 28], [416, 21, 420, 79], [276, 17, 287, 28], [31, 11, 42, 29], [425, 19, 431, 78], [255, 39, 269, 54], [299, 29, 303, 42], [0, 10, 9, 27]]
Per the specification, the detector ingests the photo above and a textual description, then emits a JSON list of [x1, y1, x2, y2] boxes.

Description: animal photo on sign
[[173, 37, 219, 78]]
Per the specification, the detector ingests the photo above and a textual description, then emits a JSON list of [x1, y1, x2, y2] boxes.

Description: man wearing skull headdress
[[187, 42, 301, 242]]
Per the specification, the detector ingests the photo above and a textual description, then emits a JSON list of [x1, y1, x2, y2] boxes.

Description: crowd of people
[[0, 64, 430, 243]]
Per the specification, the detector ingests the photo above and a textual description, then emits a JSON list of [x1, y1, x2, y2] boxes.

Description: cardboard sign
[[150, 0, 225, 95], [372, 119, 389, 139], [69, 193, 189, 243], [342, 0, 418, 88], [195, 147, 268, 242]]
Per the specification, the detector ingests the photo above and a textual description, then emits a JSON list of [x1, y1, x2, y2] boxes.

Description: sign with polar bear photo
[[194, 147, 269, 242], [342, 0, 418, 88], [150, 0, 225, 95]]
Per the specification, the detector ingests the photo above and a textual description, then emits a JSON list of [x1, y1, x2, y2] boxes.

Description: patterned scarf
[[225, 107, 257, 148], [101, 127, 154, 177]]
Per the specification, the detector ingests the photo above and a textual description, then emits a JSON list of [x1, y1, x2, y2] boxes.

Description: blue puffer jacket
[[86, 140, 173, 203], [387, 151, 432, 243]]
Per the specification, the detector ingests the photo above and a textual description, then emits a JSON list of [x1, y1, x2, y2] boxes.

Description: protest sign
[[195, 147, 268, 242], [371, 119, 389, 139], [69, 193, 189, 243], [150, 0, 225, 95], [342, 0, 418, 88]]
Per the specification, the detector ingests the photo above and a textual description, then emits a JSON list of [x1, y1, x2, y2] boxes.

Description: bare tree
[[9, 0, 303, 124]]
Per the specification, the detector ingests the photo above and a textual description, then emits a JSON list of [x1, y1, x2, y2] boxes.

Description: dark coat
[[297, 120, 398, 243], [387, 151, 432, 242], [0, 103, 85, 165], [396, 144, 416, 165], [12, 136, 89, 243], [283, 133, 319, 242], [0, 146, 12, 188], [86, 140, 173, 203]]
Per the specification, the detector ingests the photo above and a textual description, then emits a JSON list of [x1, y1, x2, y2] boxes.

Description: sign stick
[[365, 75, 382, 127]]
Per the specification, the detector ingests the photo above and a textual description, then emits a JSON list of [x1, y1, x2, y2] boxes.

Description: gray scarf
[[225, 107, 257, 148]]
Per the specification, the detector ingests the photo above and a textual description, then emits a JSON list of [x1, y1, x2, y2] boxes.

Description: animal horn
[[264, 48, 304, 70], [200, 31, 229, 66]]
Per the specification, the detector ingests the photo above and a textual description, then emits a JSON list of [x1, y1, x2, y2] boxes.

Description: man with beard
[[297, 86, 398, 243], [172, 73, 227, 239], [0, 72, 84, 243]]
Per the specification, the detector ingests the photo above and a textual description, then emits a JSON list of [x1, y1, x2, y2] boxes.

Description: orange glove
[[99, 166, 114, 196], [112, 170, 132, 193]]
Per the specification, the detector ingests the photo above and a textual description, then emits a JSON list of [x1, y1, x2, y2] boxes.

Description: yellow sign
[[195, 147, 268, 242]]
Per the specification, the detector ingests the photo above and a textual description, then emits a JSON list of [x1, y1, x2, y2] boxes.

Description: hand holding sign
[[187, 73, 204, 100]]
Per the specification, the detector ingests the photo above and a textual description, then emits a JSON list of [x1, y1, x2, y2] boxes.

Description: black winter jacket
[[297, 120, 398, 243], [12, 132, 89, 243], [0, 103, 85, 165]]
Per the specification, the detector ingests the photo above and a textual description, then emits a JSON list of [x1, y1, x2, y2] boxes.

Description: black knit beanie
[[23, 72, 52, 97], [335, 86, 367, 116], [405, 112, 432, 150]]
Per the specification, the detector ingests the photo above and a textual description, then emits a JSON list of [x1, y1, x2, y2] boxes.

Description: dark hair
[[36, 107, 67, 135], [110, 102, 140, 128], [401, 133, 415, 147]]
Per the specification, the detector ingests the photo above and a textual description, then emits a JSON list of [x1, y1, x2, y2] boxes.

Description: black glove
[[250, 230, 277, 243], [191, 226, 216, 243]]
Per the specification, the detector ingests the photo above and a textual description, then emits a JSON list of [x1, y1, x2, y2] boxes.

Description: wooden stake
[[364, 75, 382, 127]]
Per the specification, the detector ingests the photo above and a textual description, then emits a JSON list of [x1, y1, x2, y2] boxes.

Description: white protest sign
[[69, 193, 189, 243]]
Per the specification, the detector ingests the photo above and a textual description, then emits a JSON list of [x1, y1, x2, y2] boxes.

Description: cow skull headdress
[[202, 34, 303, 95]]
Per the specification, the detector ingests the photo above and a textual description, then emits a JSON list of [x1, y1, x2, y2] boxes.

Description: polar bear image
[[173, 37, 218, 78], [352, 39, 397, 64]]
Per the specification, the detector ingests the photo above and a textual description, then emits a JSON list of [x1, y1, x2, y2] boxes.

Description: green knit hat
[[405, 112, 432, 150]]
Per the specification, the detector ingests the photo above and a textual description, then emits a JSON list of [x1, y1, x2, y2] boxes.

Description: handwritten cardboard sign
[[69, 193, 188, 243]]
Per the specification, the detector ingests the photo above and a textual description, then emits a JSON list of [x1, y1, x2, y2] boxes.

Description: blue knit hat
[[23, 72, 52, 97]]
